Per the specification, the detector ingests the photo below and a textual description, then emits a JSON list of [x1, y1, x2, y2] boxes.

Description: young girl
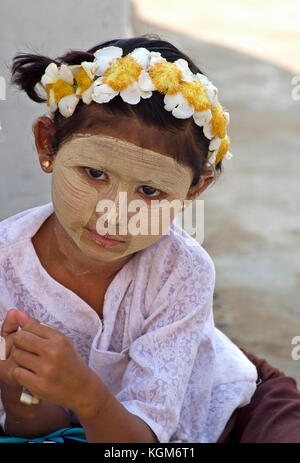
[[0, 36, 258, 443]]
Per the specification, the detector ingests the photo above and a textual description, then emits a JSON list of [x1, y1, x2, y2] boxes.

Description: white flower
[[207, 137, 232, 166], [138, 52, 166, 94], [74, 62, 98, 104], [203, 121, 214, 140], [209, 136, 222, 155], [164, 92, 183, 111], [92, 47, 154, 105], [202, 105, 229, 141], [58, 94, 80, 118], [120, 82, 141, 104], [138, 70, 156, 92], [149, 51, 166, 65], [224, 151, 233, 160], [94, 46, 123, 76], [164, 92, 194, 119], [161, 59, 196, 119], [193, 109, 212, 128], [41, 63, 74, 87], [173, 99, 194, 118], [68, 64, 82, 78], [130, 47, 151, 69], [195, 73, 218, 107], [206, 152, 217, 166], [165, 60, 196, 118], [41, 63, 58, 87], [47, 89, 57, 112], [206, 147, 233, 167], [81, 85, 94, 104], [92, 77, 118, 103], [174, 59, 194, 82], [224, 111, 230, 125], [120, 81, 152, 104], [41, 63, 79, 116], [81, 61, 97, 80]]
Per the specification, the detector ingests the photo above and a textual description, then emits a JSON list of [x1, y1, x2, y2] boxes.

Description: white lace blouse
[[0, 203, 257, 442]]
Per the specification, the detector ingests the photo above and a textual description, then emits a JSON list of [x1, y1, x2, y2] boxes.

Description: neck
[[40, 213, 130, 281]]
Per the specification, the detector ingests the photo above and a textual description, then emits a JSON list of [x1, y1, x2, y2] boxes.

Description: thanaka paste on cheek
[[51, 133, 194, 262], [51, 141, 98, 249]]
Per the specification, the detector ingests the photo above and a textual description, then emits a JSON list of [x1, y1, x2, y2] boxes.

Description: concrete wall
[[0, 0, 132, 220]]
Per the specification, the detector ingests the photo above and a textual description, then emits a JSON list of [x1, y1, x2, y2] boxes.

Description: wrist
[[73, 368, 110, 422]]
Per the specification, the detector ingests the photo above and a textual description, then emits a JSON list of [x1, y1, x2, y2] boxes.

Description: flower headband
[[39, 46, 232, 167]]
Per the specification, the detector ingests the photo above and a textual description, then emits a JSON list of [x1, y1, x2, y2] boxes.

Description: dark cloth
[[217, 349, 300, 443]]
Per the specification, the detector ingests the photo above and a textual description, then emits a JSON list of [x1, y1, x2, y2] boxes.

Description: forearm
[[75, 370, 159, 443], [2, 388, 71, 437]]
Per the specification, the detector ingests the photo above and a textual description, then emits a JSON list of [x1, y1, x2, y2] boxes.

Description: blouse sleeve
[[116, 240, 216, 443]]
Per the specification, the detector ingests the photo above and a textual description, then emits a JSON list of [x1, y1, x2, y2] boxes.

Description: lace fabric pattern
[[0, 203, 257, 442]]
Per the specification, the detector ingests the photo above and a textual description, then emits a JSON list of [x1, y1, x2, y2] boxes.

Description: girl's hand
[[0, 309, 23, 392], [0, 310, 42, 423], [12, 311, 94, 414]]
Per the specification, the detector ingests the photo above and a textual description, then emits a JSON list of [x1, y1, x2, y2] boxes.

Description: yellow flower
[[102, 55, 143, 91], [41, 63, 80, 117], [211, 102, 227, 139], [149, 61, 183, 95], [45, 79, 75, 105], [180, 81, 211, 112], [75, 68, 93, 95], [215, 135, 230, 165]]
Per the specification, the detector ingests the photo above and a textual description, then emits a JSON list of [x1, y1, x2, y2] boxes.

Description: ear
[[185, 168, 215, 202], [33, 116, 56, 169]]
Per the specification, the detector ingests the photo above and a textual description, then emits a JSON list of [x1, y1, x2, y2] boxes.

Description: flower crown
[[39, 46, 232, 167]]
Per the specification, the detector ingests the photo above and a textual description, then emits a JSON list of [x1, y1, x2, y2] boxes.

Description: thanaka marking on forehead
[[60, 133, 193, 191]]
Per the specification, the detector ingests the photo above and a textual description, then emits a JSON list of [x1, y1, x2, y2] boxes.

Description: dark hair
[[10, 35, 223, 187]]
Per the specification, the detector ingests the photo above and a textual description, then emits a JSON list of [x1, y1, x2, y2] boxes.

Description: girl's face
[[50, 123, 194, 264]]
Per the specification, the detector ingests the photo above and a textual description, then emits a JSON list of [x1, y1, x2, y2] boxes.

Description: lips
[[100, 233, 125, 243], [87, 228, 126, 243]]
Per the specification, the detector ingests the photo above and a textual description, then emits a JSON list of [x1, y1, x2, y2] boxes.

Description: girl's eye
[[84, 167, 107, 180], [139, 185, 162, 198], [83, 168, 164, 198]]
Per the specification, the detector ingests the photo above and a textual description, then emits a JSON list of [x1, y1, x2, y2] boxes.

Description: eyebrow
[[107, 167, 178, 189], [108, 168, 179, 189], [70, 152, 181, 189]]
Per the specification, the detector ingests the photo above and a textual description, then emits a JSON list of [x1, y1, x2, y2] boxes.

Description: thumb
[[16, 310, 31, 328], [1, 309, 19, 338]]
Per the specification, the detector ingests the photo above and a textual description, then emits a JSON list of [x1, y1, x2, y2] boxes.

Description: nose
[[105, 190, 128, 226], [96, 186, 131, 235]]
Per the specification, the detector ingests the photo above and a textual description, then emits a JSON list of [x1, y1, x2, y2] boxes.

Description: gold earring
[[41, 160, 52, 169], [181, 202, 185, 211]]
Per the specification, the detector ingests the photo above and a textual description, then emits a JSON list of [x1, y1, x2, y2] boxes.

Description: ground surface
[[132, 2, 300, 384]]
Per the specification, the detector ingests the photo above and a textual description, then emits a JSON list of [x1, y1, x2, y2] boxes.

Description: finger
[[13, 330, 48, 357], [16, 310, 30, 327], [19, 318, 56, 340], [0, 345, 24, 387], [13, 366, 41, 398], [12, 347, 40, 374], [1, 309, 19, 337], [4, 334, 17, 359]]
